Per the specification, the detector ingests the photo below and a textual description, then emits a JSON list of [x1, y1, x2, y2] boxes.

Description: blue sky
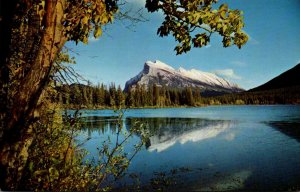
[[66, 0, 300, 90]]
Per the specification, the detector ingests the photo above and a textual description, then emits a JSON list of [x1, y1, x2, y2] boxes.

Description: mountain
[[249, 63, 300, 92], [206, 63, 300, 105], [124, 60, 244, 96]]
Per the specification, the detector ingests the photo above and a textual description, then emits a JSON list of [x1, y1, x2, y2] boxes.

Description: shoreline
[[63, 103, 300, 111]]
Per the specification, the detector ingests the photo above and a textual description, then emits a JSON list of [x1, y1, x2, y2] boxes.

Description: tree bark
[[0, 0, 67, 189]]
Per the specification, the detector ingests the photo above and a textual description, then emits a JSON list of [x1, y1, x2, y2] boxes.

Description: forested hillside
[[249, 64, 300, 92], [203, 86, 300, 105], [56, 83, 202, 108], [56, 81, 300, 109]]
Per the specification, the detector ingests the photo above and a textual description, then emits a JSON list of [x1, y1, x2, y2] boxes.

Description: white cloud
[[213, 69, 241, 80], [231, 61, 247, 67]]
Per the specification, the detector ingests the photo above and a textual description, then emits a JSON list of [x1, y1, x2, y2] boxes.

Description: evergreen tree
[[186, 87, 195, 106], [126, 87, 134, 107], [116, 85, 124, 107], [153, 84, 160, 106], [194, 87, 201, 104]]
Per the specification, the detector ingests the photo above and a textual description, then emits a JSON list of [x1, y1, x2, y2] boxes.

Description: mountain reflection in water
[[78, 106, 300, 191], [80, 116, 235, 152], [126, 118, 234, 152]]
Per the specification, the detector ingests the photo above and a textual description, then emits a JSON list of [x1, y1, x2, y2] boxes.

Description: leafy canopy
[[31, 0, 248, 53], [145, 0, 249, 54], [34, 0, 118, 44]]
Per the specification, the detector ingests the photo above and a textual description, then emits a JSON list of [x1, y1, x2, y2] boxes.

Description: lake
[[77, 105, 300, 191]]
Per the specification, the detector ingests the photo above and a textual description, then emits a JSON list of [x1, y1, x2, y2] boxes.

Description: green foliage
[[146, 0, 248, 54], [21, 107, 94, 191], [19, 106, 150, 191], [60, 0, 118, 44]]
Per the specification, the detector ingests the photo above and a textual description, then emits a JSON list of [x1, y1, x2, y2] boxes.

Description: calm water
[[78, 105, 300, 191]]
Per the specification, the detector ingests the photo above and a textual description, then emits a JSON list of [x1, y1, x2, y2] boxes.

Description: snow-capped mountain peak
[[145, 60, 175, 71], [124, 60, 244, 95], [177, 67, 238, 89]]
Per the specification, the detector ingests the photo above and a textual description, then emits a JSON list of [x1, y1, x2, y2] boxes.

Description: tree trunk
[[0, 0, 67, 189]]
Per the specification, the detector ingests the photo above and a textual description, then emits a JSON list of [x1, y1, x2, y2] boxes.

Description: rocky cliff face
[[124, 60, 244, 96]]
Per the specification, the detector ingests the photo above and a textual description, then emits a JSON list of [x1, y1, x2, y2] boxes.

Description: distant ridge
[[249, 63, 300, 92], [124, 60, 244, 96]]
